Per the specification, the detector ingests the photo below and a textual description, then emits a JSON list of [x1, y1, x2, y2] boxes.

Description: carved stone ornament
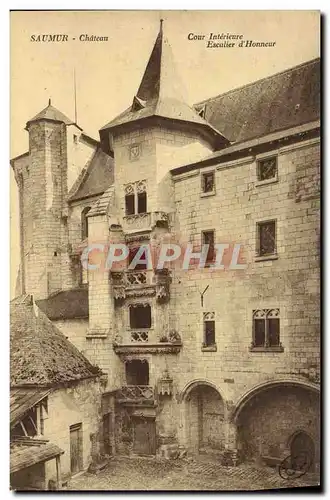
[[158, 370, 173, 396], [113, 286, 126, 301]]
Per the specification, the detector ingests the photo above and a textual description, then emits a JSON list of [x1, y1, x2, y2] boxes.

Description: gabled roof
[[10, 295, 101, 387], [36, 288, 89, 320], [68, 148, 114, 202], [11, 438, 64, 475], [11, 388, 51, 427], [88, 185, 115, 217], [194, 57, 320, 144], [26, 99, 74, 128], [100, 21, 229, 148]]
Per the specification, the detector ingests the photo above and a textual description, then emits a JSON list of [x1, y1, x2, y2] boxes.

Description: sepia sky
[[11, 10, 320, 157], [10, 10, 320, 296]]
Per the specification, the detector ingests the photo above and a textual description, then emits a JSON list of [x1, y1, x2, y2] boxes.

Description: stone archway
[[183, 381, 226, 455], [289, 430, 316, 471], [233, 381, 320, 465]]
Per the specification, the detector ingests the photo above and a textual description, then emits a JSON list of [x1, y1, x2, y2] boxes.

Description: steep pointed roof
[[100, 21, 229, 148], [68, 148, 114, 202], [26, 99, 74, 128], [10, 295, 102, 387]]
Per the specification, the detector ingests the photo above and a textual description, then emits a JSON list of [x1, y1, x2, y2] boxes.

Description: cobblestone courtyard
[[67, 456, 320, 491]]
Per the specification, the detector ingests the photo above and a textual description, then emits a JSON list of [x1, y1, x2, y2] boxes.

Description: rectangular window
[[124, 181, 147, 215], [80, 262, 88, 285], [125, 194, 135, 216], [201, 171, 215, 194], [203, 312, 216, 347], [257, 220, 276, 256], [129, 304, 151, 329], [257, 156, 277, 182], [252, 309, 282, 350], [137, 192, 147, 214], [202, 230, 215, 264]]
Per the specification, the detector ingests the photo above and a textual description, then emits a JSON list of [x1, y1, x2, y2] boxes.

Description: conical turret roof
[[100, 21, 229, 148], [26, 99, 74, 128]]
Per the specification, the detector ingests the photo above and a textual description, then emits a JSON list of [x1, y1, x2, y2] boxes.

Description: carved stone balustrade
[[122, 211, 169, 233], [113, 329, 182, 355], [115, 385, 155, 405], [110, 269, 171, 303]]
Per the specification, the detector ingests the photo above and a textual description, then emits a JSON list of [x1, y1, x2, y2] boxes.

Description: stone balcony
[[110, 269, 171, 302], [113, 329, 182, 355], [115, 385, 155, 406], [122, 211, 169, 233]]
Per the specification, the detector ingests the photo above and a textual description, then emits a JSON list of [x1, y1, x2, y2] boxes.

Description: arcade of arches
[[183, 381, 320, 467]]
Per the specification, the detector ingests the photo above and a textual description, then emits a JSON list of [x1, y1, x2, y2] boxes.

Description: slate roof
[[10, 388, 51, 427], [36, 288, 89, 320], [10, 438, 64, 474], [68, 148, 114, 202], [100, 22, 229, 148], [26, 100, 74, 128], [10, 295, 101, 387], [88, 185, 115, 217], [194, 58, 320, 144]]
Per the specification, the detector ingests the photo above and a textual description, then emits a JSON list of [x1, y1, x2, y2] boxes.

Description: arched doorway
[[184, 382, 225, 454], [290, 431, 315, 471], [234, 382, 320, 465]]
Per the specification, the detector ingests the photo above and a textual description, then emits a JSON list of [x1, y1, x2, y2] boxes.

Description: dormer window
[[131, 96, 146, 112], [198, 105, 206, 119]]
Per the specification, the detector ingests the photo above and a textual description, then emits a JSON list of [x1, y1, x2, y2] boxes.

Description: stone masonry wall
[[169, 137, 320, 406], [21, 121, 67, 299], [44, 378, 103, 482], [237, 385, 320, 463], [113, 126, 212, 219]]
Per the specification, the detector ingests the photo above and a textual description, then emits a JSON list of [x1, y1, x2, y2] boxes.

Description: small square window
[[257, 156, 277, 182], [73, 134, 78, 144], [257, 220, 276, 256], [129, 304, 151, 329], [202, 230, 215, 264], [201, 171, 215, 194]]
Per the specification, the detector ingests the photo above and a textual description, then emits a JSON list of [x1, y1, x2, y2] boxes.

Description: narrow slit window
[[81, 207, 91, 240], [203, 312, 216, 346], [202, 230, 215, 264]]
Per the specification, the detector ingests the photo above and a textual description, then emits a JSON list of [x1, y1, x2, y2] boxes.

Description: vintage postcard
[[10, 10, 320, 491]]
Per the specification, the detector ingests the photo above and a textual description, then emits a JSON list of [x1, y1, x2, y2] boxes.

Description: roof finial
[[48, 98, 51, 106], [160, 18, 164, 33]]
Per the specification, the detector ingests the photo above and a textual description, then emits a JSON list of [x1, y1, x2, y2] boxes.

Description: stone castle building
[[11, 22, 320, 469]]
